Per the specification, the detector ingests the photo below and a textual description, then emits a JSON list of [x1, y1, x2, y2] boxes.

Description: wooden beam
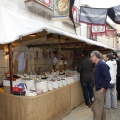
[[61, 47, 112, 52], [8, 44, 13, 94], [27, 42, 85, 47]]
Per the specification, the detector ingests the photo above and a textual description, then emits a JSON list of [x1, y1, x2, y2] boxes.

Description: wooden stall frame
[[8, 43, 13, 94]]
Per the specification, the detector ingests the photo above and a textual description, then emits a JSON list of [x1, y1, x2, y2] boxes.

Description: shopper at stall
[[105, 53, 117, 109], [112, 51, 118, 60], [112, 51, 120, 100], [79, 50, 94, 107], [52, 51, 59, 71], [116, 55, 120, 100], [91, 51, 111, 120]]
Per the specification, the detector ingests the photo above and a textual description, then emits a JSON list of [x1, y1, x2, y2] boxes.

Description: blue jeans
[[81, 81, 94, 106]]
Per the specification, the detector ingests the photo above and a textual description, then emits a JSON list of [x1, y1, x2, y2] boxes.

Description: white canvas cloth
[[0, 6, 114, 50], [0, 6, 47, 44]]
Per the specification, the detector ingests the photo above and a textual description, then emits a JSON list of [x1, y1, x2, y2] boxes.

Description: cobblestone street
[[63, 101, 120, 120]]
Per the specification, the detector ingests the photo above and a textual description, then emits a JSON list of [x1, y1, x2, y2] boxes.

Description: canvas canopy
[[0, 6, 114, 50]]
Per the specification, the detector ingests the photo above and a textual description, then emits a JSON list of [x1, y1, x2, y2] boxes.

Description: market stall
[[0, 81, 83, 120], [0, 7, 114, 120]]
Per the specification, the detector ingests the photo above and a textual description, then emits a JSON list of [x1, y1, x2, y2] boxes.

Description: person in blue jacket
[[91, 51, 111, 120]]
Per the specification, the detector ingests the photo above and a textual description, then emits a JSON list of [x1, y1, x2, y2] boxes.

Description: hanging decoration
[[108, 5, 120, 24], [79, 6, 108, 25], [53, 0, 77, 34], [106, 30, 116, 37], [113, 5, 120, 23], [91, 24, 106, 34], [80, 5, 120, 25], [72, 6, 80, 24], [69, 0, 76, 34], [91, 24, 106, 38]]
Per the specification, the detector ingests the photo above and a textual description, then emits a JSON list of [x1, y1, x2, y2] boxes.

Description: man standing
[[79, 50, 94, 107], [116, 57, 120, 100], [91, 51, 111, 120], [113, 52, 120, 100]]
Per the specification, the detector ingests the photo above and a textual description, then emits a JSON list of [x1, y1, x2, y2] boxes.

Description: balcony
[[25, 0, 53, 17], [25, 0, 80, 27]]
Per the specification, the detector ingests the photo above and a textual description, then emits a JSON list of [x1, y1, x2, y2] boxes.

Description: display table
[[0, 81, 84, 120]]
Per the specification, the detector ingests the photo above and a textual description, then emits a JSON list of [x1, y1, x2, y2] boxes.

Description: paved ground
[[63, 101, 120, 120]]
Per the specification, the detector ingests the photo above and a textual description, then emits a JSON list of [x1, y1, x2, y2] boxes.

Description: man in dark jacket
[[91, 51, 111, 120], [113, 52, 120, 100], [79, 50, 94, 107], [117, 58, 120, 100]]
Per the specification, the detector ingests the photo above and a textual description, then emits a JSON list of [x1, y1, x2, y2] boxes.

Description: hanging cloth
[[18, 52, 26, 73], [108, 5, 120, 24], [80, 6, 108, 25], [69, 0, 76, 34]]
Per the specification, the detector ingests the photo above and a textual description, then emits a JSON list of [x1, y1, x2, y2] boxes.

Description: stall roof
[[0, 7, 114, 50]]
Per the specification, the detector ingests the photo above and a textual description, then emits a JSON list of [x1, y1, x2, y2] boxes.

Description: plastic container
[[36, 81, 48, 92]]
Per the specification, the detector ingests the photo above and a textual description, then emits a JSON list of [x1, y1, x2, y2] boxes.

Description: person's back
[[80, 57, 93, 81], [106, 60, 117, 83], [116, 57, 120, 100], [105, 53, 117, 109], [116, 58, 120, 77], [79, 50, 94, 107], [94, 60, 110, 91], [91, 51, 111, 120]]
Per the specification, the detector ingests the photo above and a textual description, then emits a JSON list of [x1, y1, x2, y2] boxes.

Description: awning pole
[[8, 43, 13, 94], [58, 35, 61, 57]]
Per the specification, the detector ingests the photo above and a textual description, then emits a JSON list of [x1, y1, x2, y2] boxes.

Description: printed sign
[[53, 0, 70, 18]]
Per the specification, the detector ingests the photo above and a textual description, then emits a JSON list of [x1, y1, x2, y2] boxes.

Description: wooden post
[[8, 43, 13, 94], [58, 35, 61, 57]]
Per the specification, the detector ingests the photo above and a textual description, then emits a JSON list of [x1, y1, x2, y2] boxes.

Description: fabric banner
[[91, 29, 116, 37], [113, 5, 120, 23], [91, 24, 106, 34], [107, 7, 116, 23], [79, 6, 108, 25], [69, 0, 76, 34], [72, 6, 79, 24], [91, 24, 106, 37], [106, 30, 116, 37]]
